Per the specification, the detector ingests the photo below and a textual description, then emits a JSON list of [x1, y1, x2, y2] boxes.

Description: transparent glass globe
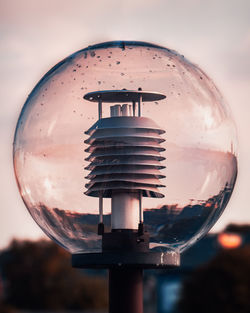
[[13, 41, 238, 254]]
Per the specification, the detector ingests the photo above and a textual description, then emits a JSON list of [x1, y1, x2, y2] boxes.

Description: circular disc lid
[[84, 90, 166, 102]]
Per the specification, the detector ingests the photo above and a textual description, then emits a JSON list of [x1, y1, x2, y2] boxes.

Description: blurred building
[[157, 225, 250, 313]]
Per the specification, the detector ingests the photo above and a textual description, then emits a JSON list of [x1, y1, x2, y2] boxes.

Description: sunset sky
[[0, 0, 250, 249]]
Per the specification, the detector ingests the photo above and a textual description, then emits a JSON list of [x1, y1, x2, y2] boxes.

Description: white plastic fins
[[84, 116, 166, 198]]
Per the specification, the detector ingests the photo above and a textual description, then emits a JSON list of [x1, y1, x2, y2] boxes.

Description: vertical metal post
[[109, 268, 143, 313], [99, 193, 103, 223], [98, 99, 102, 119], [98, 192, 104, 235], [132, 101, 136, 116], [138, 95, 142, 117], [139, 191, 143, 223]]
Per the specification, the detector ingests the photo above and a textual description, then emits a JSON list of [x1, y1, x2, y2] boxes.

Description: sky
[[0, 0, 250, 249]]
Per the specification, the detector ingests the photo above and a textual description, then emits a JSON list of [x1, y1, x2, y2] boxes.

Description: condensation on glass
[[13, 41, 238, 253]]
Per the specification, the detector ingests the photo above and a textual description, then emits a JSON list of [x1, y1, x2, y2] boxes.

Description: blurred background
[[1, 225, 250, 313], [1, 0, 250, 312]]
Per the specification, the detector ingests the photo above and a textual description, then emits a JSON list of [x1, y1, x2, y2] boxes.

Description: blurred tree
[[0, 239, 108, 311], [225, 224, 250, 234], [177, 245, 250, 313]]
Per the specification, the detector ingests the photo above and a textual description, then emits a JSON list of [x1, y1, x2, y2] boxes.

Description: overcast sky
[[0, 0, 250, 249]]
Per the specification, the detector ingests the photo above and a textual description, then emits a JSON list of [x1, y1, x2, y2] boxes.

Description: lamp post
[[13, 41, 238, 313]]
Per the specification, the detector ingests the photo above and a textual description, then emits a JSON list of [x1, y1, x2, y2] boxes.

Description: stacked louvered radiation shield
[[84, 115, 166, 200]]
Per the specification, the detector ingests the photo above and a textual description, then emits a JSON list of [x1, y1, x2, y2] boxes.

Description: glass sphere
[[13, 41, 238, 254]]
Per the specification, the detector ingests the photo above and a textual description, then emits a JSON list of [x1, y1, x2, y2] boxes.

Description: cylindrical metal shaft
[[109, 268, 143, 313], [111, 192, 140, 229]]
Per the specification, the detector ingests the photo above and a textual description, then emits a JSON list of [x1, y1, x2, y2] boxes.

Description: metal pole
[[109, 268, 143, 313], [139, 190, 143, 223], [99, 193, 103, 223], [98, 193, 104, 235], [98, 99, 102, 119], [132, 101, 136, 116], [138, 94, 142, 117]]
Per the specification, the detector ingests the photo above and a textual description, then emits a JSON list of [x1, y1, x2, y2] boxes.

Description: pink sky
[[0, 0, 250, 249]]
